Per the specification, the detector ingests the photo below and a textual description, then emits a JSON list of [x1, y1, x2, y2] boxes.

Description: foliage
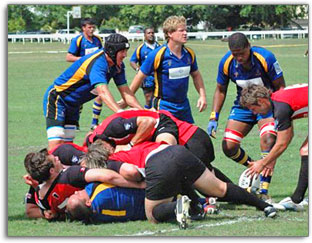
[[7, 4, 308, 33]]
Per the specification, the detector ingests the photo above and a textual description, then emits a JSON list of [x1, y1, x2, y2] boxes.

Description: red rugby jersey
[[271, 83, 308, 120]]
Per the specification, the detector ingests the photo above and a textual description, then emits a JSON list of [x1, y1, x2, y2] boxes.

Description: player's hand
[[246, 160, 265, 178], [117, 99, 127, 109], [197, 97, 207, 112], [207, 120, 218, 138], [23, 174, 39, 188]]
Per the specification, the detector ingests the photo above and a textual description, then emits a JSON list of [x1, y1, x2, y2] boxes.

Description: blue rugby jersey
[[217, 46, 283, 106], [140, 44, 198, 103], [52, 48, 127, 105], [68, 33, 102, 57], [85, 183, 146, 223], [130, 41, 160, 66]]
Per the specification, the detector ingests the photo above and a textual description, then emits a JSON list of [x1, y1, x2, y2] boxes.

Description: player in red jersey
[[85, 139, 277, 228], [85, 109, 231, 183], [240, 83, 308, 210], [23, 147, 145, 220]]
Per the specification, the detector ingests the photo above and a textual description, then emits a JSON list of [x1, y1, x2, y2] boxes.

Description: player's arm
[[129, 70, 147, 94], [247, 126, 293, 177], [66, 53, 81, 62], [130, 61, 139, 72], [261, 126, 294, 166], [272, 76, 286, 91], [84, 168, 145, 189], [190, 70, 207, 112], [211, 83, 228, 114], [96, 84, 123, 112], [117, 84, 143, 110], [25, 203, 43, 218]]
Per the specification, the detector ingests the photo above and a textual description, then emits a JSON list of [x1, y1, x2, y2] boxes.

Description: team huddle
[[23, 16, 308, 229]]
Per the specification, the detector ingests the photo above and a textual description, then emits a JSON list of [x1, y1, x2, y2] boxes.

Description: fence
[[8, 29, 308, 44]]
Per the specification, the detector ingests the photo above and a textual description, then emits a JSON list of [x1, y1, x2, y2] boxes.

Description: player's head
[[24, 148, 63, 182], [163, 16, 187, 43], [84, 139, 114, 168], [104, 33, 130, 66], [66, 190, 92, 223], [80, 18, 96, 37], [144, 27, 155, 43], [240, 84, 272, 115], [228, 32, 251, 65]]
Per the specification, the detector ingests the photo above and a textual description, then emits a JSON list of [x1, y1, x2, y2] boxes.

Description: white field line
[[120, 213, 305, 237], [8, 50, 67, 54]]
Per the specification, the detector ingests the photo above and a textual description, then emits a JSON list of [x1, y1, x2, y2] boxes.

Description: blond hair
[[84, 140, 110, 169], [240, 84, 271, 107], [163, 16, 186, 41]]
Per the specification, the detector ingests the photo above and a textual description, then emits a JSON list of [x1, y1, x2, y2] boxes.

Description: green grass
[[8, 38, 308, 236]]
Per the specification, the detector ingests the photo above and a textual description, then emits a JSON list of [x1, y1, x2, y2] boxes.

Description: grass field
[[7, 37, 309, 237]]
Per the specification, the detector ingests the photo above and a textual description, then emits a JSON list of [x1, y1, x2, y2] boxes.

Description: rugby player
[[43, 33, 143, 151], [85, 140, 277, 228], [129, 27, 160, 109], [123, 16, 207, 124], [207, 32, 286, 202], [240, 83, 308, 211], [66, 182, 146, 223], [23, 148, 145, 220]]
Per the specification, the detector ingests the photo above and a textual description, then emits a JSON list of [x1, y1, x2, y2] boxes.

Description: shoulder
[[251, 46, 275, 59], [93, 34, 103, 42]]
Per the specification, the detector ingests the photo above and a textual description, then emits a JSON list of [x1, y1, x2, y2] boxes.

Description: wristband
[[128, 141, 134, 147], [135, 67, 139, 73], [209, 111, 219, 121]]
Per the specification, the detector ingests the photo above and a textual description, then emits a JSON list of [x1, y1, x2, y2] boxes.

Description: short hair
[[228, 32, 250, 50], [24, 149, 53, 182], [163, 16, 186, 41], [144, 27, 154, 34], [66, 195, 92, 223], [84, 140, 111, 169], [80, 18, 95, 28], [240, 84, 271, 108]]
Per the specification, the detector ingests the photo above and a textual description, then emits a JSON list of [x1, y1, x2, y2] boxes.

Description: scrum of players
[[23, 16, 308, 229]]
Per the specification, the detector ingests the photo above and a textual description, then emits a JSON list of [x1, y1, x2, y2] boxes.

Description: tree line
[[8, 4, 308, 33]]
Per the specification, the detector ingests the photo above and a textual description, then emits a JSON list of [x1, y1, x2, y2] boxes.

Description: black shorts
[[145, 145, 206, 200], [151, 114, 179, 144], [185, 127, 215, 168]]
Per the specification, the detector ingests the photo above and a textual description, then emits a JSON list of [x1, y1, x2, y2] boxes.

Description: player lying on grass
[[23, 147, 145, 220], [84, 140, 277, 228], [240, 83, 308, 211], [66, 182, 147, 224]]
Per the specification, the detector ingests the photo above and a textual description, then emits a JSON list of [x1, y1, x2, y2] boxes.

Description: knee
[[260, 133, 276, 149], [222, 140, 239, 157]]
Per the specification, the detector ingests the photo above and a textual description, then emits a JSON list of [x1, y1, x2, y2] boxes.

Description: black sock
[[212, 167, 233, 183], [291, 156, 308, 204], [221, 183, 270, 210], [152, 202, 176, 222]]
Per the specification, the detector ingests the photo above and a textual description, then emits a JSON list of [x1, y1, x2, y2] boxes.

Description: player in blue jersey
[[125, 16, 207, 124], [129, 27, 160, 109], [65, 18, 103, 130], [207, 32, 285, 202], [66, 18, 102, 62], [66, 183, 146, 223], [43, 33, 143, 151]]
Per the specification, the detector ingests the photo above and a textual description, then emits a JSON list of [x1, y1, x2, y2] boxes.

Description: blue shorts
[[151, 97, 194, 124], [228, 105, 273, 124], [43, 85, 80, 128]]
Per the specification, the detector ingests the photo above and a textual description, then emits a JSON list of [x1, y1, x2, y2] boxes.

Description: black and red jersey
[[271, 83, 308, 131], [34, 166, 89, 214], [85, 110, 162, 146]]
